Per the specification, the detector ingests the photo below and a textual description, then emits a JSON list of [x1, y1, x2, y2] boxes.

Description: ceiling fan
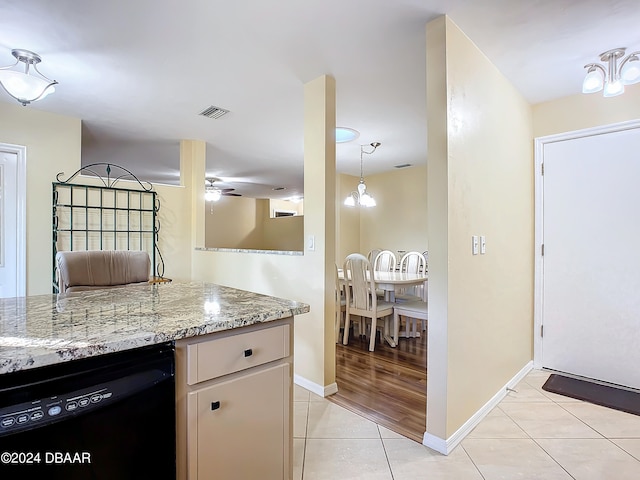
[[205, 177, 241, 202]]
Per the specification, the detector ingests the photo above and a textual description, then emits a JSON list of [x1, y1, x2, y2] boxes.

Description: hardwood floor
[[328, 327, 427, 443]]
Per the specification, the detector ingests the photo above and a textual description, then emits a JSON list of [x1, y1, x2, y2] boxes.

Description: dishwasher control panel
[[0, 368, 167, 437], [0, 384, 114, 436]]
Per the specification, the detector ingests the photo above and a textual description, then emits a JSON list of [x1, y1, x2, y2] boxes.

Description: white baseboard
[[294, 374, 338, 397], [423, 361, 533, 455]]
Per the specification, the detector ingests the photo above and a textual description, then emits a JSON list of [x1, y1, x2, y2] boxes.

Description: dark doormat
[[542, 374, 640, 417]]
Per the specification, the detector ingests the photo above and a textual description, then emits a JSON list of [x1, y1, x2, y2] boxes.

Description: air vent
[[198, 106, 230, 119], [394, 163, 412, 169], [272, 187, 287, 191]]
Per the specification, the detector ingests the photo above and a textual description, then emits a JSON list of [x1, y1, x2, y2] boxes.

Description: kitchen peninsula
[[0, 282, 309, 480]]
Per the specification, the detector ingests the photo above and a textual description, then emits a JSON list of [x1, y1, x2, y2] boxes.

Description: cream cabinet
[[175, 318, 293, 480]]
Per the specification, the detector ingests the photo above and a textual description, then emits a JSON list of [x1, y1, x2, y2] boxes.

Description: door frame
[[0, 143, 27, 297], [533, 119, 640, 368]]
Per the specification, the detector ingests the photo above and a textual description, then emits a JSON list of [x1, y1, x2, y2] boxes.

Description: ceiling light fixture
[[205, 178, 222, 202], [344, 142, 381, 208], [582, 47, 640, 97], [336, 127, 360, 143], [0, 49, 57, 105]]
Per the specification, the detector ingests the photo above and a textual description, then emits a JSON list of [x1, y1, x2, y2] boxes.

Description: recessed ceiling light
[[336, 127, 360, 143]]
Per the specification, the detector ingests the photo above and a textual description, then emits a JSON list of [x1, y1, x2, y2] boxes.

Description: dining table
[[337, 268, 428, 302], [338, 268, 428, 348]]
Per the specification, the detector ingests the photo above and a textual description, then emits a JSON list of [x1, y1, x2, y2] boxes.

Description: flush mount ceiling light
[[336, 127, 360, 143], [582, 47, 640, 97], [0, 49, 58, 105], [344, 142, 381, 208]]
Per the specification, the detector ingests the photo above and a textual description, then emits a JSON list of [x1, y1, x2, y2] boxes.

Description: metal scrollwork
[[56, 163, 154, 191]]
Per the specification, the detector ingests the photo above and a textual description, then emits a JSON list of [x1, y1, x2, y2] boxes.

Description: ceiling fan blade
[[223, 192, 242, 196]]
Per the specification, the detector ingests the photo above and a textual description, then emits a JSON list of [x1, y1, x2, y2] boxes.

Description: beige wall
[[533, 86, 640, 137], [205, 196, 266, 249], [358, 165, 428, 259], [426, 16, 534, 439], [0, 102, 81, 295], [336, 173, 361, 264], [154, 182, 192, 282], [263, 215, 304, 251], [205, 196, 303, 251]]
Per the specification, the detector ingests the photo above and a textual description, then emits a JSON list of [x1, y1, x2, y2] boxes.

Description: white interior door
[[0, 151, 19, 298], [541, 126, 640, 389]]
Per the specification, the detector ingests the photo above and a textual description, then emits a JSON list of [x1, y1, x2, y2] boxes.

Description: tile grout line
[[496, 404, 533, 440], [378, 425, 396, 480], [528, 435, 578, 480], [459, 443, 488, 480], [554, 400, 608, 439], [299, 396, 309, 480], [608, 439, 640, 463]]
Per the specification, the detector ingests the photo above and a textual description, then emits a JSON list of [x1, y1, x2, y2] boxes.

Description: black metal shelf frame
[[52, 163, 165, 293]]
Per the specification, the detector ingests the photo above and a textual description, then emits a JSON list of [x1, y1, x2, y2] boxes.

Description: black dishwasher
[[0, 342, 176, 479]]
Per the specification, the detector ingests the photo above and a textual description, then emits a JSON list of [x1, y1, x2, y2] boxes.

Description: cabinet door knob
[[211, 401, 221, 411], [244, 348, 253, 357]]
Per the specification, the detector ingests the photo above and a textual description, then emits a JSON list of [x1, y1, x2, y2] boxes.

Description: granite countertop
[[0, 282, 309, 375]]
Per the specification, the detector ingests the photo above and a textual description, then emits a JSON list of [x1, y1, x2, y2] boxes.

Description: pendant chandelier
[[582, 47, 640, 97], [344, 142, 381, 208], [0, 49, 57, 106]]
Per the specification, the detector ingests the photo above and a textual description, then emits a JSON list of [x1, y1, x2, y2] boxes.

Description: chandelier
[[582, 47, 640, 97], [0, 49, 57, 105], [344, 142, 381, 208]]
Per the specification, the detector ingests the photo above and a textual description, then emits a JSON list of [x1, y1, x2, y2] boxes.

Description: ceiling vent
[[394, 163, 412, 169], [198, 105, 230, 119]]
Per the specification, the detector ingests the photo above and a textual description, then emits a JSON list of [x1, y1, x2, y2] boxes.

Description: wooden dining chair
[[395, 251, 427, 303], [400, 251, 426, 274], [393, 300, 428, 344], [343, 253, 395, 352], [373, 250, 397, 272], [335, 264, 347, 343], [367, 248, 382, 264]]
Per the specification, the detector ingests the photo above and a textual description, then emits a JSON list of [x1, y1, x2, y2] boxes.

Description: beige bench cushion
[[56, 250, 150, 293]]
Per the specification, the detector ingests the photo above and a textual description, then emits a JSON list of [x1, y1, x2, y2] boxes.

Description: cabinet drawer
[[187, 324, 290, 385]]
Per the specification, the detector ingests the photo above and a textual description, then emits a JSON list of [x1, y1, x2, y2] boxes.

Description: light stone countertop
[[0, 282, 309, 375], [195, 247, 303, 256]]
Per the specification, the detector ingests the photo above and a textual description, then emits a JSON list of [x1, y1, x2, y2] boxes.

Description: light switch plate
[[480, 236, 486, 254], [307, 235, 315, 251], [472, 235, 479, 255]]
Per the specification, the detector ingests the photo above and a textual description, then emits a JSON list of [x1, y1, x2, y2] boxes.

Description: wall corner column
[[424, 15, 450, 448], [300, 74, 337, 389], [180, 139, 206, 250]]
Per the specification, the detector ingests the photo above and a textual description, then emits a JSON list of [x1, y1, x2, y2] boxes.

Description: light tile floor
[[294, 369, 640, 479]]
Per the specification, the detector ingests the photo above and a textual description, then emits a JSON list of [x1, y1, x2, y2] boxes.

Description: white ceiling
[[2, 0, 639, 198]]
